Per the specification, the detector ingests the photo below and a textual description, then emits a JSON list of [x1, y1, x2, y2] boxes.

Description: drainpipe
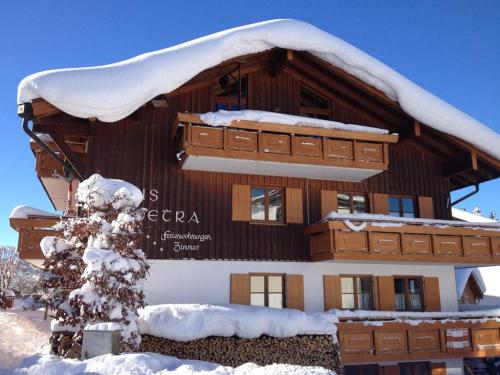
[[450, 183, 479, 207], [18, 102, 80, 182]]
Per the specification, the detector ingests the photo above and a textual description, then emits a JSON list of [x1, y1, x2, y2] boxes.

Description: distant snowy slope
[[17, 19, 500, 159]]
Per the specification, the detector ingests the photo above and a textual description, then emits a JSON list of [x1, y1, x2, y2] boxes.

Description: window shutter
[[431, 363, 446, 375], [418, 196, 434, 219], [424, 277, 441, 312], [377, 276, 395, 311], [320, 190, 338, 218], [232, 185, 250, 221], [286, 274, 304, 310], [230, 274, 250, 305], [380, 365, 400, 375], [370, 193, 389, 214], [323, 275, 342, 311], [286, 188, 303, 224]]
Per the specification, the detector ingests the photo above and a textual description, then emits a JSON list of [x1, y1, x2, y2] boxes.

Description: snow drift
[[17, 19, 500, 159], [138, 304, 336, 342]]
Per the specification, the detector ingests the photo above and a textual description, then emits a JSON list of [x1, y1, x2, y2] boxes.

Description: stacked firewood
[[140, 334, 342, 372]]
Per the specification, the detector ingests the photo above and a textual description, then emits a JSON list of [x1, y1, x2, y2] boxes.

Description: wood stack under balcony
[[174, 113, 398, 182], [336, 312, 500, 363], [305, 214, 500, 264]]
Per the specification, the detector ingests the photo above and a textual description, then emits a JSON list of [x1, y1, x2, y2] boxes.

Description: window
[[251, 187, 284, 223], [250, 274, 284, 309], [389, 196, 416, 218], [213, 75, 247, 111], [340, 276, 373, 310], [344, 365, 379, 375], [394, 277, 424, 311], [299, 85, 331, 120], [337, 193, 368, 214], [399, 362, 431, 375]]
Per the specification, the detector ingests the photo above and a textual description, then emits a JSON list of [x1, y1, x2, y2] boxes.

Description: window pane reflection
[[268, 189, 283, 222], [251, 188, 265, 220]]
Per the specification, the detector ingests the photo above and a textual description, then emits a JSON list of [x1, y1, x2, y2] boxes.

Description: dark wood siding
[[86, 67, 451, 261]]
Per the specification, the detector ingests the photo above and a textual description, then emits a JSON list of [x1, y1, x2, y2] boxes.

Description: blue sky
[[0, 0, 499, 246]]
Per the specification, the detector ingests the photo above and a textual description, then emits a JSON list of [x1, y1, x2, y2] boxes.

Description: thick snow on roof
[[9, 205, 59, 219], [452, 207, 497, 223], [18, 19, 500, 159], [138, 304, 336, 342], [199, 110, 390, 134], [455, 268, 487, 299]]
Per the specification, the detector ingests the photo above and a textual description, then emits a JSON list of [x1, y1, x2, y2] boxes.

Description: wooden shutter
[[380, 365, 400, 375], [286, 274, 304, 310], [419, 196, 434, 219], [230, 274, 250, 305], [424, 277, 441, 312], [232, 185, 250, 221], [370, 193, 389, 214], [320, 190, 337, 218], [286, 188, 303, 224], [431, 362, 446, 375], [323, 275, 341, 311], [377, 276, 395, 311]]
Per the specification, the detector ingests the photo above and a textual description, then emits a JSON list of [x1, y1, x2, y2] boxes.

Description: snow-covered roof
[[455, 268, 487, 299], [9, 205, 59, 219], [452, 208, 498, 223], [17, 19, 500, 160], [199, 110, 390, 135]]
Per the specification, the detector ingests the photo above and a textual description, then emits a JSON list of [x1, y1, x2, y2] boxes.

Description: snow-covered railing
[[173, 111, 398, 181], [305, 212, 500, 264], [334, 309, 500, 364]]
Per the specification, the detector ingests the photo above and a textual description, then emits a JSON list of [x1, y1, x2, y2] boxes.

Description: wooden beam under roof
[[31, 98, 61, 119]]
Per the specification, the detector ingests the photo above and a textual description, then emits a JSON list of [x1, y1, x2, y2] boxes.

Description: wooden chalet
[[13, 20, 500, 374]]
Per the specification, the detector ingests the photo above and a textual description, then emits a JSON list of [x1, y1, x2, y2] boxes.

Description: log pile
[[140, 334, 342, 372], [50, 331, 82, 359]]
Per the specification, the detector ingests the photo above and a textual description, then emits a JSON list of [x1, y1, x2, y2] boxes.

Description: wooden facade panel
[[259, 133, 291, 155], [83, 65, 453, 261], [433, 235, 462, 257], [370, 193, 389, 215], [463, 236, 491, 257], [323, 275, 341, 311], [446, 328, 471, 354], [493, 238, 500, 257], [471, 329, 500, 351], [285, 188, 303, 224], [374, 331, 407, 353], [334, 231, 368, 253], [291, 136, 322, 158], [354, 141, 383, 163], [408, 330, 441, 352], [320, 190, 337, 219], [230, 274, 250, 305], [310, 231, 332, 258], [19, 228, 56, 260], [191, 126, 223, 148], [227, 129, 258, 152], [286, 274, 304, 311], [323, 139, 353, 160], [418, 196, 435, 219], [402, 234, 432, 255], [424, 277, 441, 312], [369, 232, 401, 255], [339, 332, 373, 354], [232, 185, 251, 222], [377, 276, 395, 311]]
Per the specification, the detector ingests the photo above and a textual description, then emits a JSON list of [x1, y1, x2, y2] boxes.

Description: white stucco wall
[[144, 259, 459, 313]]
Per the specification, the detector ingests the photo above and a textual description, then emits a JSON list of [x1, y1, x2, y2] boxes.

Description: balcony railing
[[305, 214, 500, 264], [336, 311, 500, 363], [174, 113, 398, 182], [9, 215, 60, 261]]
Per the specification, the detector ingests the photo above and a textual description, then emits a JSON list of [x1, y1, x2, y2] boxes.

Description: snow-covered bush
[[41, 174, 149, 351]]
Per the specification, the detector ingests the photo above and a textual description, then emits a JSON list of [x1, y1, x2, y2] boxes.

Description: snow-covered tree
[[489, 210, 497, 220], [67, 175, 149, 350], [472, 205, 481, 215], [0, 246, 18, 292], [41, 174, 149, 351]]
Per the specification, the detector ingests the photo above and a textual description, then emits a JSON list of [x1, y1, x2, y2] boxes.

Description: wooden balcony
[[174, 113, 398, 182], [337, 313, 500, 364], [305, 215, 500, 265], [10, 215, 60, 262]]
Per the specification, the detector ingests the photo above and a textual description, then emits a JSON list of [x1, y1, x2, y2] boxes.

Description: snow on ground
[[17, 19, 500, 159], [198, 110, 390, 134], [0, 300, 51, 370], [8, 353, 335, 375]]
